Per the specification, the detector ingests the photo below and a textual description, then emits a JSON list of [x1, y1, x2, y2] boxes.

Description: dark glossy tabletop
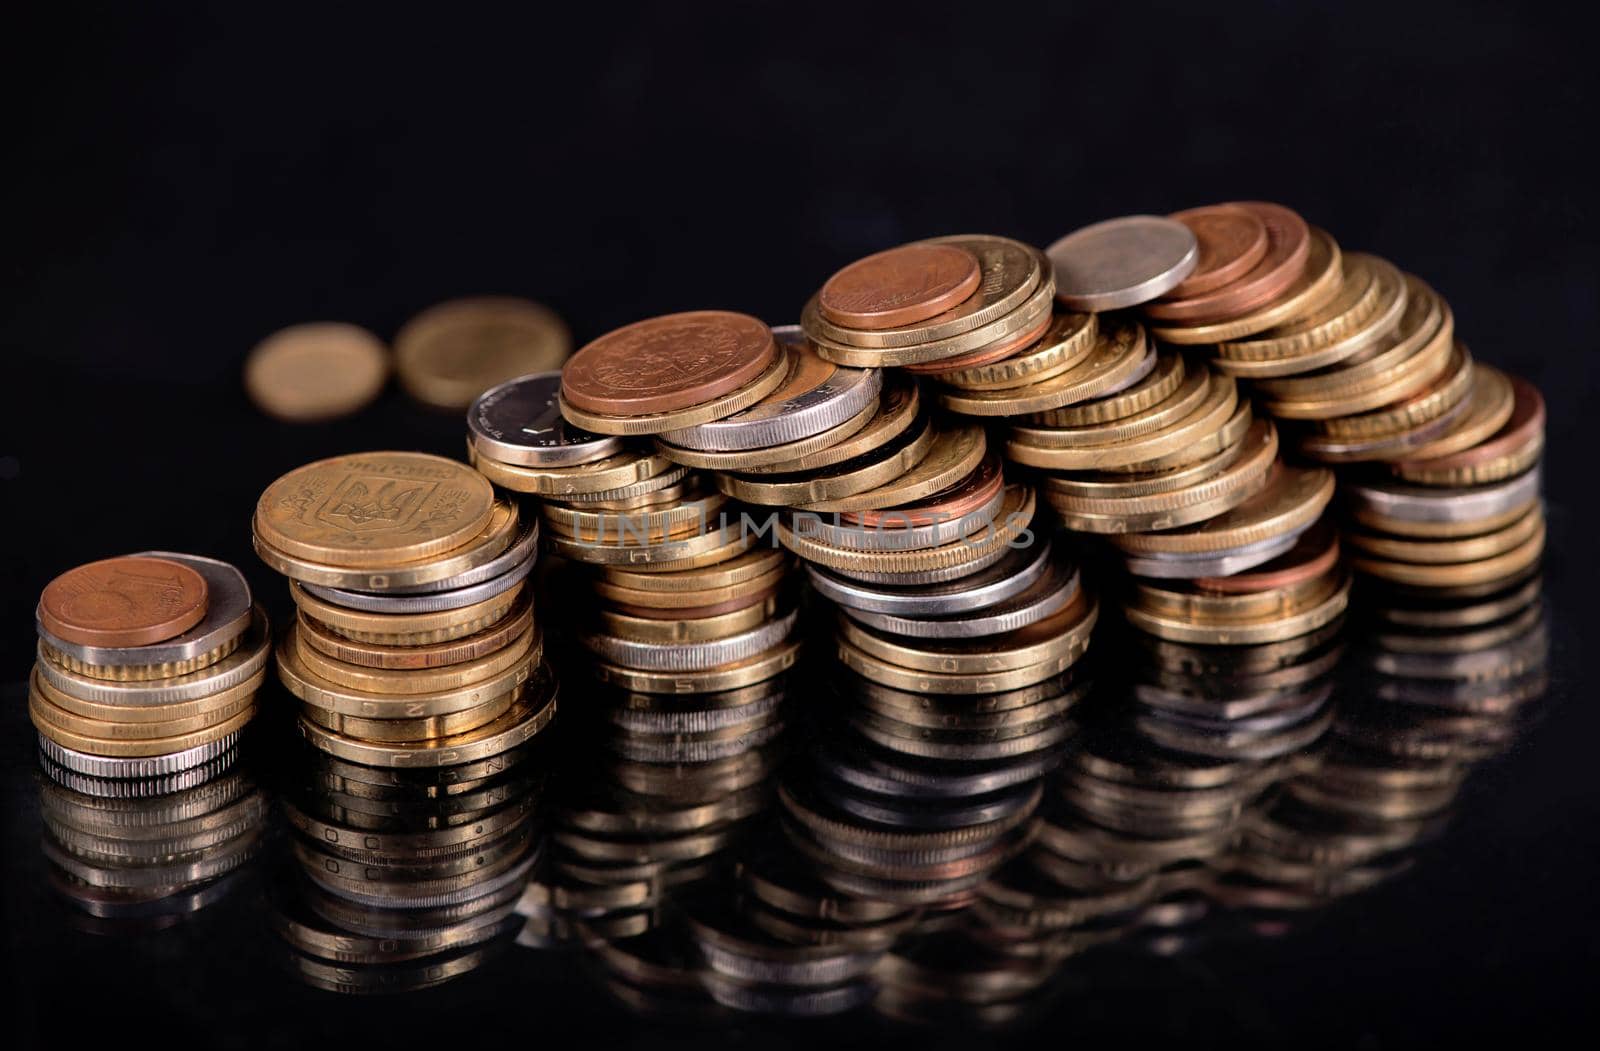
[[4, 3, 1596, 1046]]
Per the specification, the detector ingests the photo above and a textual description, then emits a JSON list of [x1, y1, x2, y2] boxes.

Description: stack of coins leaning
[[253, 451, 556, 797], [31, 553, 269, 786]]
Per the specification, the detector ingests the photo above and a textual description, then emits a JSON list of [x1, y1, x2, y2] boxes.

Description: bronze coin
[[818, 243, 983, 330], [1192, 520, 1340, 594], [903, 309, 1054, 374], [840, 453, 1004, 528], [1393, 374, 1544, 473], [1165, 204, 1270, 298], [39, 556, 209, 648], [561, 311, 778, 415], [1145, 202, 1310, 323]]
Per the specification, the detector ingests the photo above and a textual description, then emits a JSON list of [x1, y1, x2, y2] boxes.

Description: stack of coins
[[274, 743, 542, 994], [252, 451, 556, 808], [39, 762, 267, 933], [30, 552, 269, 787]]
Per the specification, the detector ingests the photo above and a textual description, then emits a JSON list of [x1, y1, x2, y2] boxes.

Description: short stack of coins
[[39, 761, 268, 932], [31, 552, 270, 787]]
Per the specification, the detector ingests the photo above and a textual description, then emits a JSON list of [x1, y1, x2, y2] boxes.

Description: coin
[[796, 424, 986, 514], [1349, 522, 1544, 589], [740, 372, 920, 475], [559, 349, 791, 436], [931, 311, 1098, 391], [804, 538, 1053, 617], [583, 609, 798, 672], [1113, 464, 1335, 556], [1213, 253, 1392, 370], [659, 329, 882, 451], [905, 309, 1055, 374], [561, 310, 777, 415], [299, 544, 532, 614], [35, 609, 271, 707], [1346, 504, 1543, 564], [469, 446, 678, 497], [780, 485, 1035, 575], [1144, 202, 1310, 323], [1385, 363, 1515, 466], [841, 558, 1079, 639], [1165, 205, 1270, 298], [1025, 349, 1188, 428], [1194, 521, 1339, 593], [1150, 226, 1344, 345], [256, 452, 495, 569], [591, 639, 801, 694], [1008, 370, 1239, 471], [938, 318, 1149, 417], [600, 546, 788, 593], [39, 556, 209, 649], [654, 396, 878, 471], [1343, 465, 1541, 526], [468, 371, 622, 468], [396, 297, 572, 410], [296, 593, 535, 670], [245, 322, 389, 422], [1392, 374, 1544, 486], [818, 243, 983, 329], [30, 687, 255, 758], [294, 622, 540, 696], [718, 413, 935, 506], [291, 579, 523, 644], [1047, 215, 1199, 311]]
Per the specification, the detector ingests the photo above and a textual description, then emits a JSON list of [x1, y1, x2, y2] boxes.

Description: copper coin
[[561, 311, 778, 415], [39, 556, 210, 648], [1145, 202, 1310, 323], [1165, 205, 1270, 298], [818, 244, 983, 331], [841, 453, 1005, 528], [903, 310, 1054, 374], [1192, 521, 1339, 594], [1393, 375, 1545, 472]]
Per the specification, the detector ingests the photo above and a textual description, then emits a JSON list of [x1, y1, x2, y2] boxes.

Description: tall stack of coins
[[39, 762, 267, 933], [253, 452, 556, 815], [31, 553, 269, 787]]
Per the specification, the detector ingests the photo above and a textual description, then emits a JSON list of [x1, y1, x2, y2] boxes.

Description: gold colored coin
[[1042, 429, 1250, 500], [1026, 350, 1186, 427], [597, 596, 781, 642], [601, 546, 788, 593], [541, 488, 727, 539], [834, 616, 1093, 693], [1350, 496, 1538, 539], [245, 322, 390, 422], [301, 689, 516, 742], [1150, 228, 1344, 345], [1213, 253, 1391, 369], [470, 446, 679, 496], [1011, 360, 1207, 448], [295, 622, 539, 695], [1350, 521, 1545, 588], [39, 634, 241, 683], [717, 415, 935, 506], [1346, 504, 1543, 564], [654, 397, 879, 471], [1389, 364, 1516, 467], [252, 499, 519, 590], [291, 579, 523, 641], [1131, 571, 1337, 624], [546, 518, 758, 567], [295, 683, 557, 769], [932, 311, 1098, 391], [278, 624, 539, 717], [1312, 343, 1475, 440], [558, 350, 791, 436], [777, 484, 1034, 573], [29, 666, 261, 740], [739, 374, 921, 475], [1006, 370, 1237, 471], [795, 425, 986, 514], [591, 639, 800, 694], [1109, 399, 1255, 475], [1113, 464, 1335, 556], [29, 687, 255, 758], [936, 318, 1147, 416], [395, 297, 572, 411], [255, 451, 495, 569], [596, 529, 759, 574], [839, 590, 1097, 674], [1125, 573, 1350, 646], [1265, 311, 1456, 420], [295, 595, 534, 670], [572, 483, 688, 511]]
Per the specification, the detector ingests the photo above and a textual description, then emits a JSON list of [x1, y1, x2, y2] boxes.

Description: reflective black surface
[[5, 2, 1595, 1045]]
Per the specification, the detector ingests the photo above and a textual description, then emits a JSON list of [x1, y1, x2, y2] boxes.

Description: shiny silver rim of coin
[[1344, 465, 1541, 523], [299, 542, 536, 612], [609, 692, 787, 734], [38, 732, 244, 779], [372, 517, 541, 595], [659, 328, 883, 452], [34, 610, 271, 706], [821, 744, 1062, 800], [1123, 527, 1310, 580], [788, 490, 1007, 554], [36, 552, 254, 668], [819, 779, 1040, 829], [1047, 215, 1199, 311], [556, 465, 693, 503], [468, 371, 623, 468], [842, 559, 1078, 638], [609, 720, 785, 764], [806, 539, 1053, 615], [582, 610, 798, 672], [38, 750, 240, 798]]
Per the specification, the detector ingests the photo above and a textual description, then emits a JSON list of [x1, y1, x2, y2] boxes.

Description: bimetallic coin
[[1047, 215, 1198, 311], [468, 371, 622, 468], [590, 640, 801, 694], [396, 296, 573, 411], [818, 243, 983, 330], [245, 322, 389, 422], [39, 556, 209, 649]]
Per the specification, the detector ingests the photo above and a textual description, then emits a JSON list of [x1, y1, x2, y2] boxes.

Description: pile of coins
[[252, 450, 556, 815], [30, 553, 269, 786]]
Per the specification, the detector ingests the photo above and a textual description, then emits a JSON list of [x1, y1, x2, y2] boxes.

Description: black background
[[4, 2, 1597, 1046]]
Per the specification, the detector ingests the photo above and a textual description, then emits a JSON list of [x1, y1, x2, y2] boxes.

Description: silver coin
[[468, 371, 623, 467], [38, 731, 243, 779], [1047, 215, 1199, 311], [609, 692, 787, 734], [842, 559, 1078, 638], [788, 487, 1007, 554], [38, 750, 240, 798], [1122, 527, 1309, 580], [374, 517, 541, 595], [1345, 464, 1541, 523], [806, 539, 1052, 615], [555, 464, 692, 503], [660, 328, 882, 452], [582, 610, 798, 672], [299, 544, 535, 613], [36, 551, 253, 668], [35, 608, 271, 706]]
